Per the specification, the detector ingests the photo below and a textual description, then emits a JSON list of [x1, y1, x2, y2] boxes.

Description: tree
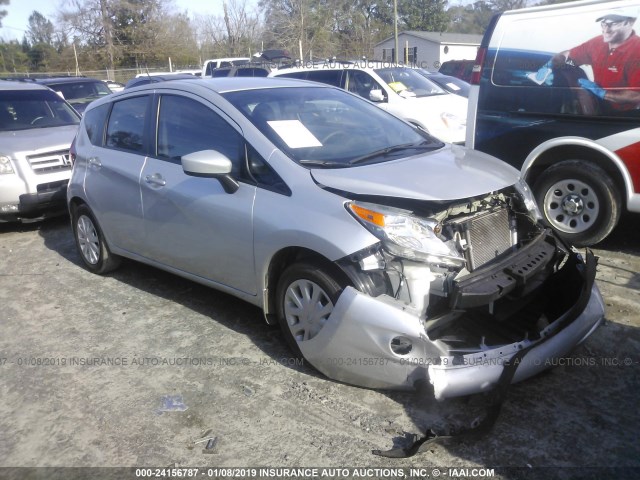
[[27, 11, 55, 46], [260, 0, 337, 60], [447, 1, 495, 34], [58, 0, 200, 71], [28, 42, 57, 69], [59, 0, 117, 70], [0, 0, 8, 28], [485, 0, 529, 10], [325, 0, 391, 59], [398, 0, 450, 32], [0, 40, 29, 72]]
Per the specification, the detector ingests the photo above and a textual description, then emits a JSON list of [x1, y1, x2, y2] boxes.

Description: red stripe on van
[[616, 142, 640, 193]]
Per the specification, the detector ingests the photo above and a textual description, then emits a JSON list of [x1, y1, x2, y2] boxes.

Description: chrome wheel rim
[[77, 214, 100, 265], [543, 178, 599, 234], [283, 279, 334, 342]]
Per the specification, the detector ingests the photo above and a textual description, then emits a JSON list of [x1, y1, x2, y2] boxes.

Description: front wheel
[[71, 204, 121, 274], [532, 160, 621, 247], [275, 262, 350, 358]]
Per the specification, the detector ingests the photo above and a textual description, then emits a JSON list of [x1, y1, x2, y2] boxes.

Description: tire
[[71, 204, 121, 274], [275, 262, 350, 358], [532, 160, 621, 247]]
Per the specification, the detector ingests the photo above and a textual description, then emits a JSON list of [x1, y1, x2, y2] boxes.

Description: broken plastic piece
[[156, 395, 188, 413], [373, 251, 597, 458]]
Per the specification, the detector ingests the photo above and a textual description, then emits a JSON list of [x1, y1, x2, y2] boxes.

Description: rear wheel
[[275, 262, 349, 358], [72, 204, 121, 274], [533, 160, 621, 247]]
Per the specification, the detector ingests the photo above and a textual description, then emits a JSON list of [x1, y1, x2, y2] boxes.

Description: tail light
[[470, 46, 487, 85]]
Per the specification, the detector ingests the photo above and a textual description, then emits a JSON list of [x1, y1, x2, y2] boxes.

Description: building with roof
[[373, 31, 482, 71]]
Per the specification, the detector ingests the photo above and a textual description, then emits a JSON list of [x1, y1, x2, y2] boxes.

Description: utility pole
[[393, 0, 398, 64]]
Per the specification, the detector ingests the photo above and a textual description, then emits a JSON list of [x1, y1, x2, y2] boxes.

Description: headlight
[[515, 179, 542, 221], [347, 202, 465, 268], [0, 156, 15, 175]]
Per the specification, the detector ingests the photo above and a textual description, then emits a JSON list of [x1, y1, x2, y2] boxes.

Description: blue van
[[466, 0, 640, 246]]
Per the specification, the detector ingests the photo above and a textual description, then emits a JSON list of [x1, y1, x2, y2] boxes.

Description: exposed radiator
[[449, 207, 514, 271]]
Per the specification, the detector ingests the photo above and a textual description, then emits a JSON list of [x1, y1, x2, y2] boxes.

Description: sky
[[0, 0, 230, 41]]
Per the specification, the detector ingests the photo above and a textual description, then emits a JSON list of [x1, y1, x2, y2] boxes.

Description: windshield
[[222, 86, 443, 168], [0, 90, 81, 132], [419, 70, 470, 97], [52, 81, 112, 101], [374, 67, 447, 98]]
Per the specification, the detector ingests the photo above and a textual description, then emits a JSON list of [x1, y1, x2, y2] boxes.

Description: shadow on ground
[[12, 212, 638, 475]]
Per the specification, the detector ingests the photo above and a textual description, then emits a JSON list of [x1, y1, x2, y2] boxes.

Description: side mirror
[[369, 89, 385, 102], [182, 150, 239, 194]]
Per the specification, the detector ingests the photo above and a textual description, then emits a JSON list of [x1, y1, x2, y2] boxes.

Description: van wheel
[[275, 262, 349, 358], [532, 160, 621, 247], [72, 204, 121, 274]]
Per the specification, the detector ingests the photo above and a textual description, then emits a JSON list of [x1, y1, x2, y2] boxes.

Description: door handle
[[145, 174, 166, 187], [88, 157, 101, 167]]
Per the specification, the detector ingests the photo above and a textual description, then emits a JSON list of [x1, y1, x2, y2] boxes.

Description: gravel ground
[[0, 213, 638, 480]]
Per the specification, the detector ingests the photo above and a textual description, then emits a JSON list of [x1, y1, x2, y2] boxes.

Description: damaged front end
[[300, 181, 605, 399]]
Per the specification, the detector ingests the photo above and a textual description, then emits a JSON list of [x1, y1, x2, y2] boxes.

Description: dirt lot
[[0, 212, 638, 479]]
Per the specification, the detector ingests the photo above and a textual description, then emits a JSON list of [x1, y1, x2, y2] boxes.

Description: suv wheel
[[533, 160, 621, 247], [72, 204, 121, 274]]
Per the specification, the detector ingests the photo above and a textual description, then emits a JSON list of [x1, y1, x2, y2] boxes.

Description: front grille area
[[27, 149, 72, 174], [450, 207, 513, 271]]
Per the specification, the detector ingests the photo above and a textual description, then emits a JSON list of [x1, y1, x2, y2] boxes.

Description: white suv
[[270, 61, 468, 143], [0, 81, 80, 222]]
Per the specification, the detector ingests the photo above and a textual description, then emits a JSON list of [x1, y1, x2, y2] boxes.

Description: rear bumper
[[300, 251, 604, 399]]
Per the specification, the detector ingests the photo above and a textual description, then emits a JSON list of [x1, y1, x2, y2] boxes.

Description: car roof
[[35, 77, 104, 85], [124, 73, 201, 88], [0, 80, 53, 91], [87, 77, 334, 112], [204, 57, 251, 63], [118, 76, 331, 95], [134, 73, 198, 81]]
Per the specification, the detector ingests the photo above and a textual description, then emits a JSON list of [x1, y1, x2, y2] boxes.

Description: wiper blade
[[348, 142, 436, 165], [298, 159, 350, 168]]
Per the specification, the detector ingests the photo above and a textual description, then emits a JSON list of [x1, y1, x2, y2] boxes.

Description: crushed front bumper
[[300, 251, 604, 399]]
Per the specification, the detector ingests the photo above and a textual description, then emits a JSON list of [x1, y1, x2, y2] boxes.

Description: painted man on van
[[549, 6, 640, 110]]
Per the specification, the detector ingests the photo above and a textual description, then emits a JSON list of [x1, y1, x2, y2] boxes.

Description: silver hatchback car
[[67, 77, 605, 400]]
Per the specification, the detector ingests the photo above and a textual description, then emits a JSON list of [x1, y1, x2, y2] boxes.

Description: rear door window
[[304, 70, 344, 87]]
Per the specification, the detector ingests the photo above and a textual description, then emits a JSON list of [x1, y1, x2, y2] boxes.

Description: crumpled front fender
[[298, 251, 605, 399], [299, 287, 441, 390]]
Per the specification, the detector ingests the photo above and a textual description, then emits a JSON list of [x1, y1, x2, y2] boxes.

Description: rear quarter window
[[83, 104, 110, 145], [106, 96, 149, 153]]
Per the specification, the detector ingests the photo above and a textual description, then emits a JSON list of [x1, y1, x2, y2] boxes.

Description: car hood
[[0, 125, 78, 153], [310, 145, 519, 201], [396, 92, 468, 117]]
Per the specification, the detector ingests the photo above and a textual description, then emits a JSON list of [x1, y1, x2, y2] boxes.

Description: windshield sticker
[[388, 81, 408, 93], [446, 83, 461, 91], [267, 120, 322, 148]]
